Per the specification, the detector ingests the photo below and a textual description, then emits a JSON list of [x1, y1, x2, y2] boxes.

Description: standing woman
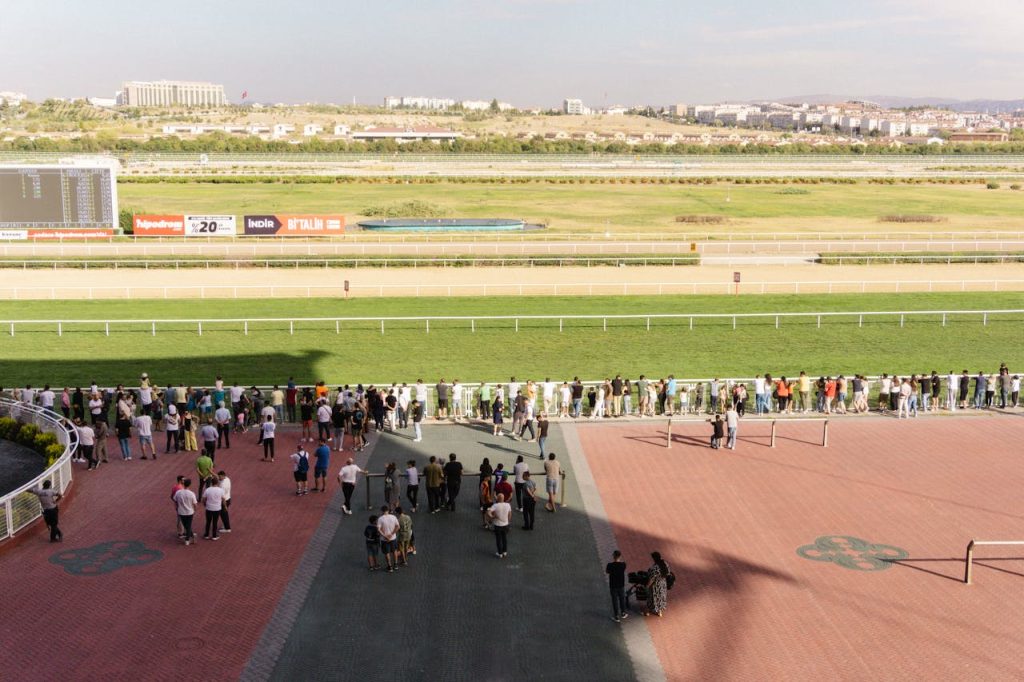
[[622, 378, 633, 417], [60, 388, 71, 419], [479, 473, 494, 529], [72, 387, 85, 422], [644, 551, 671, 617], [183, 410, 198, 451], [383, 462, 398, 511], [512, 455, 528, 511], [491, 395, 504, 437], [776, 377, 790, 414]]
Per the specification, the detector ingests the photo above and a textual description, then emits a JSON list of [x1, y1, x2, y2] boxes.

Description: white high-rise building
[[563, 98, 586, 115], [121, 81, 227, 107]]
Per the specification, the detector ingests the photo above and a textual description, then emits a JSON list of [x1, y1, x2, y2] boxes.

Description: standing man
[[725, 405, 739, 450], [338, 457, 365, 515], [411, 399, 424, 443], [201, 477, 225, 540], [316, 399, 332, 443], [443, 453, 463, 511], [435, 378, 449, 420], [424, 456, 445, 514], [196, 449, 215, 498], [313, 438, 330, 493], [217, 471, 232, 533], [610, 375, 623, 417], [32, 480, 63, 542], [200, 419, 218, 461], [214, 402, 231, 449], [290, 442, 310, 496], [271, 385, 285, 423], [521, 470, 537, 530], [536, 412, 550, 459], [134, 411, 155, 460], [543, 453, 561, 513], [173, 478, 198, 546], [405, 459, 420, 512], [376, 506, 401, 573], [261, 414, 276, 462], [286, 379, 298, 423], [487, 493, 512, 558], [606, 550, 628, 623]]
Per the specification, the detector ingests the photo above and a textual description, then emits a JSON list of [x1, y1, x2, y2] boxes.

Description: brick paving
[[5, 414, 1024, 681], [0, 426, 338, 681], [578, 415, 1024, 681]]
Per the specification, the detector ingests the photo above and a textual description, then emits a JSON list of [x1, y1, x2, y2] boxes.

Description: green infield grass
[[117, 181, 1024, 234], [0, 292, 1020, 385]]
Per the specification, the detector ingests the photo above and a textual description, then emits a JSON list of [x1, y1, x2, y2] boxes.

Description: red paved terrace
[[2, 416, 1024, 680], [580, 416, 1024, 680]]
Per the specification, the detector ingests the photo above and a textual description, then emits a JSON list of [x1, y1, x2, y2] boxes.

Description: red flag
[[241, 90, 248, 100]]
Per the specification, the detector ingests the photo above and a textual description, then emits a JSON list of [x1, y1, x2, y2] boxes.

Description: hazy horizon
[[4, 0, 1023, 107]]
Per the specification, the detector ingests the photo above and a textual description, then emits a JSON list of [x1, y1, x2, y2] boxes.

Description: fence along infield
[[2, 309, 1022, 337]]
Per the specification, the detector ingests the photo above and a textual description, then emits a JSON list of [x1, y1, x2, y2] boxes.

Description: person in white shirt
[[139, 384, 153, 416], [164, 405, 180, 453], [88, 393, 104, 425], [39, 385, 56, 413], [201, 478, 225, 540], [754, 376, 766, 414], [261, 403, 276, 422], [451, 381, 463, 419], [217, 470, 232, 532], [260, 415, 276, 462], [398, 385, 411, 429], [77, 419, 97, 469], [487, 493, 512, 558], [405, 459, 419, 512], [542, 379, 556, 416], [559, 382, 571, 418], [173, 478, 198, 545], [316, 401, 332, 442], [414, 380, 428, 417], [214, 402, 232, 449], [133, 413, 155, 459], [21, 385, 36, 406], [376, 506, 401, 572], [512, 455, 529, 511], [506, 378, 519, 416], [725, 406, 739, 450], [338, 458, 365, 515]]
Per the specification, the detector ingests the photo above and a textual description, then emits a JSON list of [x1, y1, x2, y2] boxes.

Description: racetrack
[[2, 263, 1022, 299]]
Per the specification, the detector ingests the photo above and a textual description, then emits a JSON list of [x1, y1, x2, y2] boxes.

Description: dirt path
[[1, 263, 1022, 299]]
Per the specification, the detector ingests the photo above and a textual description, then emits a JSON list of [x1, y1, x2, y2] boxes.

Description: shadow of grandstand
[[0, 350, 329, 388]]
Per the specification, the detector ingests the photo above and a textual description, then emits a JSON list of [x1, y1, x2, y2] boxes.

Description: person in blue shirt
[[666, 375, 677, 416], [313, 438, 330, 492]]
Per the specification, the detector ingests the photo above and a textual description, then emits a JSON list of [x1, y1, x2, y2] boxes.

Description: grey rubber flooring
[[268, 422, 635, 681]]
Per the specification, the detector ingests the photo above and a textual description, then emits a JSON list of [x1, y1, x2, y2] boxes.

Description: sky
[[2, 0, 1022, 106]]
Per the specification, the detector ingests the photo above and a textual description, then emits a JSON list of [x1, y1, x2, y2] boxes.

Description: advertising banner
[[184, 215, 237, 236], [133, 214, 185, 236], [243, 214, 345, 236]]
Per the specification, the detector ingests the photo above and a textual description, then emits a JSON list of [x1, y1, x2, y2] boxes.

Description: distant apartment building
[[121, 80, 227, 107], [461, 99, 514, 111], [878, 120, 906, 137], [768, 112, 798, 130], [839, 116, 861, 135], [563, 98, 587, 115], [907, 122, 933, 137], [384, 96, 456, 110], [0, 91, 28, 106], [351, 125, 462, 143], [799, 112, 824, 130]]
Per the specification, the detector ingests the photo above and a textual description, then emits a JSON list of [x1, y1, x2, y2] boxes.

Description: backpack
[[296, 452, 309, 474], [666, 572, 677, 590]]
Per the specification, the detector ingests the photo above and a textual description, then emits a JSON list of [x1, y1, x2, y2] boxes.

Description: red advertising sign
[[244, 214, 345, 236], [133, 215, 185, 236], [0, 229, 114, 240]]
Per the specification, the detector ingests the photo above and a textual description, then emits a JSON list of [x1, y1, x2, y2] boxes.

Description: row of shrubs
[[117, 174, 1017, 187], [877, 215, 947, 223], [0, 417, 66, 467]]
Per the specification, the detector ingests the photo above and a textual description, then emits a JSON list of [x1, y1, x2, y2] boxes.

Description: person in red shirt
[[824, 377, 837, 414], [494, 472, 513, 509]]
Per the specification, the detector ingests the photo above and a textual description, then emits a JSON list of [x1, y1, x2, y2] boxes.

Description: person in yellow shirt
[[798, 371, 811, 413], [271, 385, 285, 422]]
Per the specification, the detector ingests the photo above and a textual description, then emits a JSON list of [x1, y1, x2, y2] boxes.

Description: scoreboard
[[0, 165, 117, 229]]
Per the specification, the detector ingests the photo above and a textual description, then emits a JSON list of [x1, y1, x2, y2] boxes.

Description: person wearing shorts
[[290, 443, 310, 495], [376, 506, 400, 572], [313, 438, 330, 492], [364, 515, 381, 571], [543, 453, 561, 513]]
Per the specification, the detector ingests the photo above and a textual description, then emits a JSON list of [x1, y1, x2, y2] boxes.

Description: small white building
[[880, 120, 907, 137], [563, 98, 587, 115], [272, 124, 296, 138], [302, 124, 324, 136]]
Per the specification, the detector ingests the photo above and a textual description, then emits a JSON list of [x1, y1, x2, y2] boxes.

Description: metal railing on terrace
[[3, 308, 1021, 338], [0, 399, 79, 543]]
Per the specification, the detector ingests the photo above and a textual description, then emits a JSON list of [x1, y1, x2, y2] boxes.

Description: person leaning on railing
[[31, 480, 63, 543]]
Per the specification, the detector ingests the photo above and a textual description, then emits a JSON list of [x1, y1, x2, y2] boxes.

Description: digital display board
[[0, 166, 117, 229]]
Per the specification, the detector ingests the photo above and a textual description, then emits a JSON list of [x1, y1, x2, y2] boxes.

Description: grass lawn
[[0, 292, 1020, 385], [117, 182, 1024, 234]]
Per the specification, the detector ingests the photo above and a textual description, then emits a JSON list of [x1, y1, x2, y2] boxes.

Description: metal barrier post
[[365, 474, 372, 510], [965, 540, 975, 584], [560, 471, 566, 509], [823, 419, 829, 447], [666, 418, 672, 448], [770, 420, 777, 448]]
